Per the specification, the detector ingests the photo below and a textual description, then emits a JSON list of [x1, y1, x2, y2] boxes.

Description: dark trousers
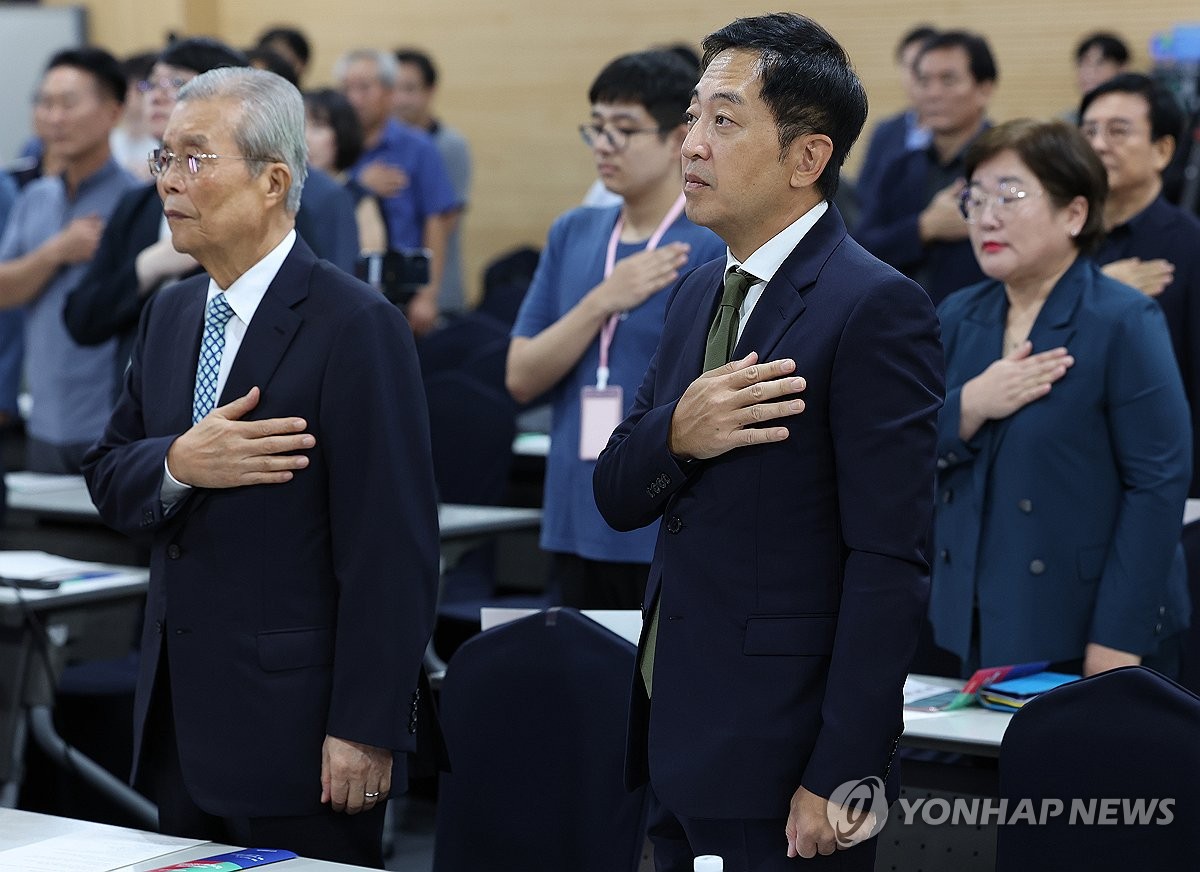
[[143, 653, 387, 868], [646, 787, 878, 872], [553, 552, 649, 611]]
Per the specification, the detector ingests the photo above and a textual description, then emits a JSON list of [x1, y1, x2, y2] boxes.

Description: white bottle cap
[[694, 856, 723, 872]]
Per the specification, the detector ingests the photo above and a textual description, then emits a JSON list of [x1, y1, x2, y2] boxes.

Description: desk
[[902, 674, 1012, 757], [0, 807, 379, 871], [6, 473, 543, 547], [0, 563, 148, 814]]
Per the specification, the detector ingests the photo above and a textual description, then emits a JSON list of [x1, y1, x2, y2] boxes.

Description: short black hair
[[588, 50, 697, 132], [257, 26, 311, 66], [897, 25, 938, 62], [304, 88, 364, 173], [917, 30, 998, 85], [160, 37, 247, 76], [246, 46, 298, 87], [654, 42, 702, 75], [1076, 32, 1129, 65], [394, 49, 437, 88], [701, 12, 868, 201], [1079, 72, 1185, 146], [46, 47, 127, 103], [120, 51, 158, 85]]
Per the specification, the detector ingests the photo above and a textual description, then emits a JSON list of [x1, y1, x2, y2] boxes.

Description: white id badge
[[579, 385, 624, 461]]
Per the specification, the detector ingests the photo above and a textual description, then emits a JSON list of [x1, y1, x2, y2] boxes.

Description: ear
[[259, 161, 294, 210], [1064, 194, 1089, 237], [1151, 134, 1176, 173], [787, 133, 834, 192]]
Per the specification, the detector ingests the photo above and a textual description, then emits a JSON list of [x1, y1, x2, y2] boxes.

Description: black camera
[[358, 248, 431, 307]]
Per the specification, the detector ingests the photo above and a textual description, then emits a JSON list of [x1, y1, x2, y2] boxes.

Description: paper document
[[5, 472, 86, 494], [902, 677, 951, 705], [0, 830, 204, 872], [0, 551, 111, 581]]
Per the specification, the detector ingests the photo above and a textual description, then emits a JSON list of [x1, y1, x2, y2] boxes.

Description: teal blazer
[[930, 257, 1191, 666]]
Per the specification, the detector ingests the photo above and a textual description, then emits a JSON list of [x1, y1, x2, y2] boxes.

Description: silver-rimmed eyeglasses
[[147, 148, 264, 177], [959, 184, 1043, 223], [578, 123, 662, 152]]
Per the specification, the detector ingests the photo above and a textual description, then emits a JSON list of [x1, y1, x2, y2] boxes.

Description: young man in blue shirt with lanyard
[[507, 50, 724, 610]]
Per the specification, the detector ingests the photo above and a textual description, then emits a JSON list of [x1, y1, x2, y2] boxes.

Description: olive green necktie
[[639, 267, 758, 697], [702, 268, 756, 372]]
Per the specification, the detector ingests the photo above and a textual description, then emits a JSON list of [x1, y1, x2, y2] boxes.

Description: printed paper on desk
[[146, 847, 297, 870], [0, 551, 109, 581], [579, 385, 623, 460]]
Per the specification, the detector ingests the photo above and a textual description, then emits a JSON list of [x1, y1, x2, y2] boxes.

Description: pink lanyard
[[595, 193, 687, 389]]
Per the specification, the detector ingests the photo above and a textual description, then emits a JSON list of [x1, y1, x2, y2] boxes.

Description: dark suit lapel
[[731, 207, 851, 363], [165, 276, 209, 433], [217, 239, 313, 406], [1026, 256, 1085, 353]]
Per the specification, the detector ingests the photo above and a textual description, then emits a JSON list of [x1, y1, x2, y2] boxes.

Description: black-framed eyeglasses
[[136, 76, 190, 95], [959, 184, 1043, 223], [578, 123, 662, 152], [147, 148, 266, 177]]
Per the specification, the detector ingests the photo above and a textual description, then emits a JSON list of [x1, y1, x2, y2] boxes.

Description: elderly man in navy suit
[[83, 67, 437, 868], [594, 13, 944, 870]]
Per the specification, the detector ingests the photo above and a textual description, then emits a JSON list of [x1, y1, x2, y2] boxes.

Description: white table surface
[[0, 807, 377, 871], [5, 473, 542, 542]]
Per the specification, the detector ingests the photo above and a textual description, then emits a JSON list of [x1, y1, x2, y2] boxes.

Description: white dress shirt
[[726, 200, 829, 344], [162, 229, 298, 502]]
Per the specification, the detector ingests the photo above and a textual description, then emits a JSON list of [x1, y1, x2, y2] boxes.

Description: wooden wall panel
[[37, 0, 1200, 302]]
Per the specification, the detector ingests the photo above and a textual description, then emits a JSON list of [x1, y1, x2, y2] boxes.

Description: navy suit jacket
[[854, 111, 910, 221], [1096, 195, 1200, 497], [853, 145, 985, 305], [929, 259, 1191, 666], [593, 206, 944, 819], [82, 238, 438, 818]]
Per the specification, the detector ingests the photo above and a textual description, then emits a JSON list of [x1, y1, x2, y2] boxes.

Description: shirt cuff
[[161, 457, 191, 509]]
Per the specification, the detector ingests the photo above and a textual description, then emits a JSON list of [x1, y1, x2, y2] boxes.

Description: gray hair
[[177, 67, 308, 213], [333, 49, 398, 88]]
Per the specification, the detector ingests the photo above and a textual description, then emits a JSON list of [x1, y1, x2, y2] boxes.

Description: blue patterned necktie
[[192, 292, 235, 424]]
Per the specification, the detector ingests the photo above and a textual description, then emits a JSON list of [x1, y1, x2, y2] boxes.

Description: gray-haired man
[[83, 67, 439, 867]]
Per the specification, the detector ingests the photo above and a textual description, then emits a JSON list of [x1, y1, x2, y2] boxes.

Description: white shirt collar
[[205, 229, 297, 325], [724, 200, 829, 284]]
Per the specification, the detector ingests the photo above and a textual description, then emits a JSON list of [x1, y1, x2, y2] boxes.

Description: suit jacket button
[[666, 517, 682, 534], [941, 489, 953, 504], [1156, 622, 1164, 635], [1018, 499, 1033, 513], [946, 451, 959, 464], [166, 544, 182, 559], [1029, 559, 1046, 575], [939, 549, 950, 563], [936, 458, 949, 470], [155, 620, 163, 634]]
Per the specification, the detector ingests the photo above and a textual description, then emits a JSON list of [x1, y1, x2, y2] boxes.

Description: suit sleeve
[[64, 187, 154, 346], [320, 298, 439, 751], [1089, 298, 1191, 654], [82, 290, 187, 538], [801, 274, 945, 798]]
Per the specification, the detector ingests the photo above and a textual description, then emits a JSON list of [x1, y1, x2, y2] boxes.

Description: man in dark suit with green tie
[[594, 13, 944, 869]]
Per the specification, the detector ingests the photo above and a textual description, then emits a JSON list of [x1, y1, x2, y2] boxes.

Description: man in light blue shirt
[[0, 48, 137, 472]]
